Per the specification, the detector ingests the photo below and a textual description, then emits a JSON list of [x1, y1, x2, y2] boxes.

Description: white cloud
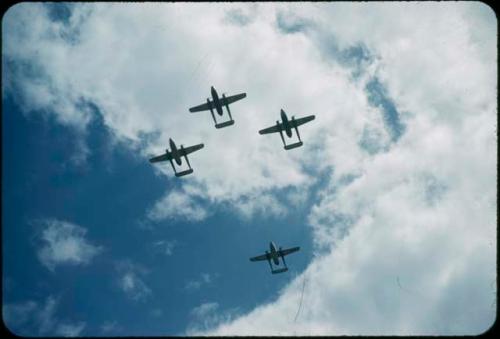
[[3, 296, 86, 337], [232, 192, 288, 220], [115, 261, 152, 301], [35, 219, 102, 271], [147, 189, 209, 222], [187, 302, 240, 334], [3, 2, 496, 335], [284, 187, 310, 208], [189, 2, 495, 336], [3, 2, 326, 222]]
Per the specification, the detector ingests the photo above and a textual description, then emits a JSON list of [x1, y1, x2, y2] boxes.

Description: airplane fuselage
[[269, 241, 280, 265], [211, 86, 224, 116], [169, 138, 182, 166], [280, 110, 293, 137]]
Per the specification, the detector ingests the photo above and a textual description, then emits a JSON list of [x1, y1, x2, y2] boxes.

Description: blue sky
[[2, 2, 497, 336], [2, 94, 314, 335]]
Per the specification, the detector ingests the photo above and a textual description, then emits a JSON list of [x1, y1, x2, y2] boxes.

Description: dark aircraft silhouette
[[250, 241, 300, 274], [259, 109, 315, 150], [149, 138, 204, 177], [189, 86, 246, 129]]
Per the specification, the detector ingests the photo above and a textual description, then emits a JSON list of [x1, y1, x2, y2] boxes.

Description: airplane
[[149, 138, 204, 177], [249, 241, 300, 274], [189, 86, 247, 129], [259, 109, 315, 150]]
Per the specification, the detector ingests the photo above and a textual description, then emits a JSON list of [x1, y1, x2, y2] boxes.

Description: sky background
[[1, 2, 497, 336]]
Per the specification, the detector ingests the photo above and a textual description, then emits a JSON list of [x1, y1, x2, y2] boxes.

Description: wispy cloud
[[3, 2, 496, 335], [232, 192, 287, 220], [147, 189, 209, 222], [3, 296, 86, 337], [115, 261, 152, 302], [187, 302, 240, 334], [55, 322, 86, 337], [190, 302, 219, 318], [119, 271, 152, 301], [100, 320, 121, 334], [2, 301, 37, 330], [153, 240, 177, 256], [36, 296, 58, 334], [185, 273, 214, 291], [35, 219, 102, 271], [152, 239, 177, 256]]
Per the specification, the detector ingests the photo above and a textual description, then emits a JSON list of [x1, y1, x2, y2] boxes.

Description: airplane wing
[[279, 246, 300, 257], [249, 253, 270, 262], [189, 101, 212, 113], [258, 123, 283, 135], [149, 152, 172, 163], [181, 143, 204, 156], [224, 93, 246, 105], [293, 115, 315, 127]]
